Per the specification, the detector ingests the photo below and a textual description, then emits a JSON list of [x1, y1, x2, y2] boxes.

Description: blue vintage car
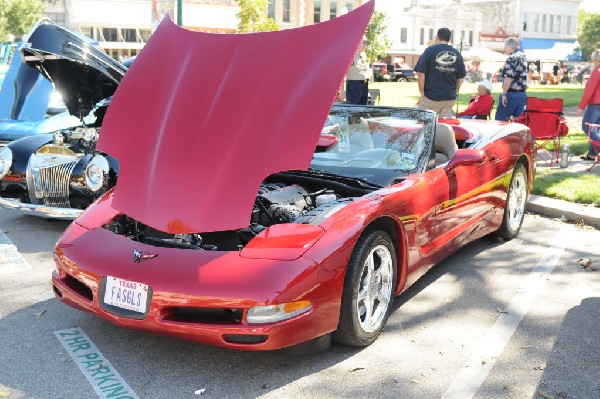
[[0, 20, 128, 218], [0, 21, 108, 147]]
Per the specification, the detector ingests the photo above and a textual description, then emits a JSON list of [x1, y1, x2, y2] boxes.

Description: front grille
[[26, 155, 78, 208]]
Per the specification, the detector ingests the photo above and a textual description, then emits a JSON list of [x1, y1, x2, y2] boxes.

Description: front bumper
[[52, 225, 341, 351], [0, 196, 82, 219]]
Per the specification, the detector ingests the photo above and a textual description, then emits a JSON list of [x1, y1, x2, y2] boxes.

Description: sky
[[580, 0, 600, 13]]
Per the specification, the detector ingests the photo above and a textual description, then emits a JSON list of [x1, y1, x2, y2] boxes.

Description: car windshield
[[310, 105, 436, 186]]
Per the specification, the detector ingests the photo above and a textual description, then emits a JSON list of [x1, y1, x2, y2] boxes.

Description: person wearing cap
[[495, 37, 528, 121], [458, 80, 494, 119], [414, 27, 466, 118], [345, 36, 372, 105]]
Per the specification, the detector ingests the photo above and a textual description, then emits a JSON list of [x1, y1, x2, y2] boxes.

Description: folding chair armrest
[[513, 114, 527, 123]]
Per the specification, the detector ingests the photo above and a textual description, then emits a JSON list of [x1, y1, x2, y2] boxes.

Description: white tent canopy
[[461, 47, 506, 62]]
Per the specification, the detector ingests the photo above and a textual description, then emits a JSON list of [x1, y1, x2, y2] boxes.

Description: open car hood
[[98, 1, 374, 234], [21, 20, 127, 118]]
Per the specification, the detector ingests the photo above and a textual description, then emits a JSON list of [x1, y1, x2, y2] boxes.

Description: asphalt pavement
[[525, 106, 600, 229]]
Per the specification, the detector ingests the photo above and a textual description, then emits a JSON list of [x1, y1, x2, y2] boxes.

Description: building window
[[428, 28, 434, 42], [346, 2, 352, 12], [80, 27, 93, 39], [283, 0, 290, 22], [541, 14, 546, 33], [419, 28, 424, 45], [102, 28, 118, 42], [268, 0, 274, 19], [122, 29, 137, 42], [330, 2, 337, 19], [314, 1, 321, 23], [549, 15, 554, 33], [522, 13, 528, 32], [400, 27, 407, 43], [534, 14, 540, 32], [468, 30, 473, 46], [139, 29, 152, 41], [567, 15, 572, 35], [556, 15, 561, 34]]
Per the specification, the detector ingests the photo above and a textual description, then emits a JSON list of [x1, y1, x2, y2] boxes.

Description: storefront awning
[[521, 38, 582, 61]]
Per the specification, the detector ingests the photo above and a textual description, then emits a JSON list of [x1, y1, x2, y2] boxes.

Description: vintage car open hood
[[21, 20, 127, 118], [98, 1, 374, 234]]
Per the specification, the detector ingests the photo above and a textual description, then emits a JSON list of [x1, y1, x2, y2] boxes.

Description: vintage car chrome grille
[[26, 154, 79, 208]]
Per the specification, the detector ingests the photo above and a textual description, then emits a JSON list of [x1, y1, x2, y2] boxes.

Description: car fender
[[4, 133, 52, 176]]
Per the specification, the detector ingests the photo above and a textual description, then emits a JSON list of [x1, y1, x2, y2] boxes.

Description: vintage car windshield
[[310, 106, 436, 186]]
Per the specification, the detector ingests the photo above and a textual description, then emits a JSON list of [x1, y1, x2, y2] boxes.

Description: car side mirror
[[444, 148, 488, 173]]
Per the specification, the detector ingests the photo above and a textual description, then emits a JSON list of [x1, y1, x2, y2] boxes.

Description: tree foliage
[[578, 10, 600, 61], [0, 0, 46, 40], [236, 0, 279, 33], [364, 10, 391, 63]]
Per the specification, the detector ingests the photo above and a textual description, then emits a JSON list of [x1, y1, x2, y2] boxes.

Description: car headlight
[[246, 301, 312, 324], [84, 155, 109, 191], [0, 147, 13, 178]]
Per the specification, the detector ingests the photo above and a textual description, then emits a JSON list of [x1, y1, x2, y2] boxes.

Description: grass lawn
[[369, 82, 600, 206]]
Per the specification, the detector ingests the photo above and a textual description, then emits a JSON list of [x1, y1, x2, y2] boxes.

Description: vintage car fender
[[3, 133, 53, 177]]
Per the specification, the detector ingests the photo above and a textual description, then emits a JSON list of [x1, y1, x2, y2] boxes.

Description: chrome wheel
[[497, 163, 528, 239], [334, 230, 397, 347], [356, 244, 393, 333], [506, 169, 527, 232]]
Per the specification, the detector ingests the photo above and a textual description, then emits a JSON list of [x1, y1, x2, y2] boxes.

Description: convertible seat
[[347, 117, 374, 153], [435, 123, 458, 165]]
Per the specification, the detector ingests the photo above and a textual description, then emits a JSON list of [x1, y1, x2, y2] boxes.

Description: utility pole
[[177, 0, 183, 26]]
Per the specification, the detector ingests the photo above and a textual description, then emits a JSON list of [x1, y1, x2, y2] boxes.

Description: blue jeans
[[494, 91, 527, 121], [582, 104, 600, 156], [345, 80, 369, 105]]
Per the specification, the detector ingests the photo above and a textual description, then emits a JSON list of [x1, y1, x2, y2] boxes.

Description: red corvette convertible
[[52, 3, 536, 351]]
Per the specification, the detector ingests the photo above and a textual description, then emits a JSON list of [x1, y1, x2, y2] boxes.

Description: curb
[[527, 194, 600, 229]]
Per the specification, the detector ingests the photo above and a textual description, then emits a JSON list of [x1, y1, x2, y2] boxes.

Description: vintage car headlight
[[85, 155, 109, 191], [246, 301, 312, 324], [0, 147, 13, 178]]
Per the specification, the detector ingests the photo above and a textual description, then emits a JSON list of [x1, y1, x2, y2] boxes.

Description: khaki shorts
[[419, 97, 456, 118]]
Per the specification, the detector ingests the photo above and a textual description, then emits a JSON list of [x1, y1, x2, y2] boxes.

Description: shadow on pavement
[[534, 297, 600, 399]]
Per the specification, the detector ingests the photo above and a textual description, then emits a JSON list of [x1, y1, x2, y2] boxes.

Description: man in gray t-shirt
[[414, 28, 466, 118]]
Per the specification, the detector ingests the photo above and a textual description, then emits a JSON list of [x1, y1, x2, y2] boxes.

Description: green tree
[[578, 10, 600, 61], [364, 10, 391, 63], [236, 0, 279, 33], [0, 0, 46, 41]]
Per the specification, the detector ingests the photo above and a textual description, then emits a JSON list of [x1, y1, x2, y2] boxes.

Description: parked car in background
[[51, 6, 536, 353], [387, 64, 417, 82], [0, 20, 128, 219], [371, 62, 389, 81]]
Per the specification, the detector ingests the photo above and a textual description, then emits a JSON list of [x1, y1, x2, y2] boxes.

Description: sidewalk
[[525, 106, 600, 229]]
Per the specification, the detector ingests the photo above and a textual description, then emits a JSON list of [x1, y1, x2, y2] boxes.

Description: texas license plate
[[103, 276, 149, 313]]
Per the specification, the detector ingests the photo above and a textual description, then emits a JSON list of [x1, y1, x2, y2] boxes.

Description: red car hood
[[97, 1, 374, 234]]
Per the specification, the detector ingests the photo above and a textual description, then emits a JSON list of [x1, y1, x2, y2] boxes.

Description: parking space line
[[442, 225, 573, 399], [55, 328, 139, 399], [0, 227, 31, 270]]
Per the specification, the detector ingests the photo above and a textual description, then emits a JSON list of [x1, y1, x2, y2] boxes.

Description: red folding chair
[[513, 97, 569, 166], [584, 122, 600, 171]]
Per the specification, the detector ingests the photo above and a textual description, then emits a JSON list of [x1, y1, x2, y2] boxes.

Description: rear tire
[[497, 163, 528, 239], [333, 229, 397, 347]]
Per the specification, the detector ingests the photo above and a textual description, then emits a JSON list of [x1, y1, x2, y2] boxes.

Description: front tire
[[333, 229, 397, 347], [497, 163, 528, 239]]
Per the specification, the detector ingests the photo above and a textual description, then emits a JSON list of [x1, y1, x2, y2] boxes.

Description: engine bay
[[103, 172, 376, 251]]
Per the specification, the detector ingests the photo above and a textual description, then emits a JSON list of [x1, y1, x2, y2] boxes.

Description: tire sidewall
[[342, 230, 398, 345]]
